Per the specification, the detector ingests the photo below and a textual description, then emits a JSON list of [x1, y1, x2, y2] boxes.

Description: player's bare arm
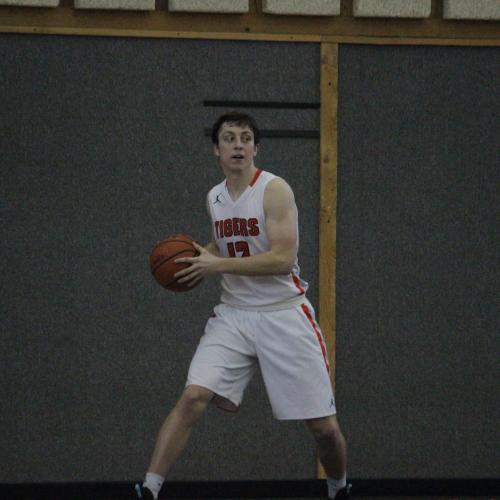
[[175, 178, 297, 284]]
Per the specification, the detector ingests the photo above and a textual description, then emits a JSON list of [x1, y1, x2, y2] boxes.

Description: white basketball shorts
[[186, 299, 336, 420]]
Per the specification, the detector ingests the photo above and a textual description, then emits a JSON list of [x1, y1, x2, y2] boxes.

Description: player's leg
[[137, 385, 213, 499], [305, 415, 350, 499], [149, 384, 214, 475], [138, 305, 257, 499], [255, 301, 350, 499]]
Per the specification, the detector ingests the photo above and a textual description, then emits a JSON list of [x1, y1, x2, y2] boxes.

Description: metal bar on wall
[[203, 100, 320, 109]]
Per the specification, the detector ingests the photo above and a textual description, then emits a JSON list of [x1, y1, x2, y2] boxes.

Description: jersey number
[[227, 241, 250, 257]]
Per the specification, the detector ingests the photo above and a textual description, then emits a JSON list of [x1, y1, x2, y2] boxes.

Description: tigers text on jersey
[[207, 168, 308, 309]]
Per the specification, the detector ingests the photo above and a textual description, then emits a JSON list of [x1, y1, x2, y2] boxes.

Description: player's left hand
[[174, 242, 221, 287]]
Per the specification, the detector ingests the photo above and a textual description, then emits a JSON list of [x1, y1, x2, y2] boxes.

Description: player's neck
[[225, 165, 258, 201]]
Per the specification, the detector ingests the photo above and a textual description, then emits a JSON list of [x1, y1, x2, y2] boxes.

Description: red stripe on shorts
[[291, 272, 305, 294], [300, 304, 330, 373]]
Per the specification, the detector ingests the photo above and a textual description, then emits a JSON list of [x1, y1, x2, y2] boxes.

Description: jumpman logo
[[214, 193, 224, 205]]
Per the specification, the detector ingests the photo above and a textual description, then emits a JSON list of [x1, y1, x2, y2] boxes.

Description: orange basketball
[[150, 234, 199, 292]]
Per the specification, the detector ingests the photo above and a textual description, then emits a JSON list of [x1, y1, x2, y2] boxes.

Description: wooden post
[[318, 41, 338, 478]]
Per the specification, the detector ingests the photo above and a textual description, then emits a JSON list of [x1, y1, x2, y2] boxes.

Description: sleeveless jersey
[[207, 168, 308, 309]]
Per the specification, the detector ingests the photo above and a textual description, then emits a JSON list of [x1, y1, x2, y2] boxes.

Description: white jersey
[[207, 168, 308, 309]]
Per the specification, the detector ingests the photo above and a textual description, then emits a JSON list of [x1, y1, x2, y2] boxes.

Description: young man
[[136, 112, 350, 500]]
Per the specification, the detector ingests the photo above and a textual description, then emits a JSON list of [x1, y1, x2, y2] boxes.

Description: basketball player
[[136, 112, 350, 500]]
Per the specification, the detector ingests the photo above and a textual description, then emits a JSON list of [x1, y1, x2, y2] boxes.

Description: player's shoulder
[[256, 169, 290, 188], [207, 177, 226, 196], [206, 178, 227, 211], [263, 175, 295, 210], [264, 175, 294, 196], [212, 176, 226, 190]]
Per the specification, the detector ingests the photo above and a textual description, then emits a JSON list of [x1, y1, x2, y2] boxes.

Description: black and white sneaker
[[135, 483, 154, 499], [330, 483, 352, 499]]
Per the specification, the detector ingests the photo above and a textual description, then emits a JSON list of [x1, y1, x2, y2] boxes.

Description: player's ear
[[253, 144, 259, 157], [213, 144, 220, 157]]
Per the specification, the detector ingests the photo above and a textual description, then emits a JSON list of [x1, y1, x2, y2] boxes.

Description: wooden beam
[[1, 23, 499, 46], [319, 41, 338, 390], [317, 41, 338, 478], [0, 5, 499, 44]]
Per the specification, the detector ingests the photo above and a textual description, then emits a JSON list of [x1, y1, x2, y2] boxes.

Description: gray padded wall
[[336, 45, 499, 478], [0, 35, 321, 482]]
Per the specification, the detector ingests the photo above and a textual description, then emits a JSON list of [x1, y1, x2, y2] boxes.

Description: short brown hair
[[211, 112, 260, 145]]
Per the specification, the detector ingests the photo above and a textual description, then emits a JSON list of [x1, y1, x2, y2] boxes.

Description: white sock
[[143, 472, 164, 499], [327, 475, 347, 499]]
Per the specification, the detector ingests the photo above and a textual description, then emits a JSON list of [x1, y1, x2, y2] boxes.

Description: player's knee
[[177, 385, 213, 419], [307, 417, 343, 447]]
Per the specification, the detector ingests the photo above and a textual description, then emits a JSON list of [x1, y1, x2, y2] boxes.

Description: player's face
[[214, 123, 258, 172]]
